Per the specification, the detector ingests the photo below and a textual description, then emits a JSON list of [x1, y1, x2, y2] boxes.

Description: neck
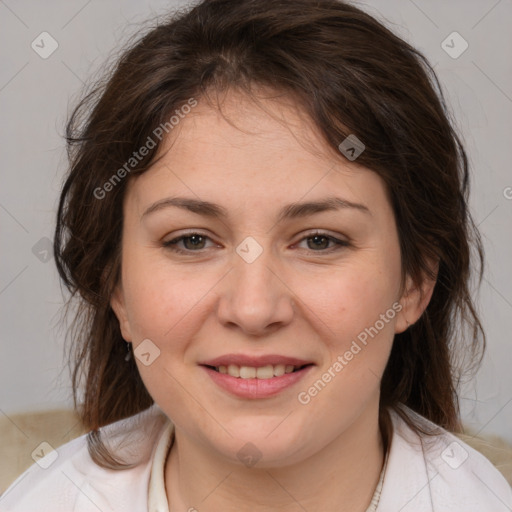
[[165, 401, 386, 512]]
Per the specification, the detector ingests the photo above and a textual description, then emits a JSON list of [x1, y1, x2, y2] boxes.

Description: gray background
[[1, 0, 511, 442]]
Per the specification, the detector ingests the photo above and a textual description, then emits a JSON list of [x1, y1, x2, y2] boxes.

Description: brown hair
[[54, 0, 485, 468]]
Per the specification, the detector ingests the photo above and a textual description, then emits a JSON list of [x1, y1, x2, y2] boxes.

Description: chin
[[206, 422, 310, 468]]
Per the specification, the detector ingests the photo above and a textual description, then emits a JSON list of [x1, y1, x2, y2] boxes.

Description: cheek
[[296, 269, 399, 412], [305, 261, 400, 340], [121, 255, 216, 406], [121, 247, 215, 339]]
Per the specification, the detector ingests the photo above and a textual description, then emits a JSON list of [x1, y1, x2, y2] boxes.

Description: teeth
[[216, 364, 301, 379], [240, 366, 256, 379], [227, 364, 240, 377]]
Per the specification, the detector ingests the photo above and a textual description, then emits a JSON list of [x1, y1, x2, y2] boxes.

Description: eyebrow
[[141, 196, 371, 221]]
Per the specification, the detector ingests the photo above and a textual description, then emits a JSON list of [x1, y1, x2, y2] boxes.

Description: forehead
[[168, 88, 341, 165], [124, 88, 388, 216]]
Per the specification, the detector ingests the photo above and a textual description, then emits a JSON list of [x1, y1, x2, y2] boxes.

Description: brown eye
[[296, 232, 349, 253], [181, 234, 206, 250], [307, 235, 330, 250], [163, 233, 214, 253]]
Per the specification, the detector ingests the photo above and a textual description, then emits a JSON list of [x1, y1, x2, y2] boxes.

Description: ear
[[394, 261, 438, 334], [110, 284, 133, 342]]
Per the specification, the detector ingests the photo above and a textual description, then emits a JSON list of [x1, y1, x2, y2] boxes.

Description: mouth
[[200, 362, 315, 399], [202, 363, 314, 380]]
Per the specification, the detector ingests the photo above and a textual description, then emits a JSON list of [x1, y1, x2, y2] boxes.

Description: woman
[[2, 0, 511, 510]]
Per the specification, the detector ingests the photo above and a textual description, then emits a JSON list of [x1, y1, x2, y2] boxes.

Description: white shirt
[[1, 403, 511, 511]]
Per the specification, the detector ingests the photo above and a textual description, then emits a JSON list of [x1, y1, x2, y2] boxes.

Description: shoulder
[[378, 404, 512, 512], [0, 404, 168, 512]]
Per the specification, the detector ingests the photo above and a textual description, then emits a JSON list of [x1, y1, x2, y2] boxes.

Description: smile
[[207, 363, 312, 379], [201, 364, 314, 399]]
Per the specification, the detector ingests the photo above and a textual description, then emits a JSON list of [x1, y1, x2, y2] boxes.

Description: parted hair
[[54, 0, 485, 468]]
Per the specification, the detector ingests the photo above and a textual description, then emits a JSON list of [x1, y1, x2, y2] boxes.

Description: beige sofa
[[0, 409, 87, 495], [1, 409, 511, 495]]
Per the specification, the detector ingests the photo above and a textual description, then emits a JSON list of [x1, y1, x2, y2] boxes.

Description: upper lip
[[199, 354, 314, 368]]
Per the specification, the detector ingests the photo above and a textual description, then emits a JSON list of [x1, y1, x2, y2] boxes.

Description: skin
[[111, 88, 435, 512]]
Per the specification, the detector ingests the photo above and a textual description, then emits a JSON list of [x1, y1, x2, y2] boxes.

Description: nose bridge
[[216, 237, 294, 334]]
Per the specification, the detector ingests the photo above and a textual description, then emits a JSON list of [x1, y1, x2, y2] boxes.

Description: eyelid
[[292, 230, 350, 251], [162, 229, 217, 251], [163, 228, 211, 240], [296, 229, 349, 243]]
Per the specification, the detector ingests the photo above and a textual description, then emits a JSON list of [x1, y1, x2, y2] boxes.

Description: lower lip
[[201, 365, 314, 399]]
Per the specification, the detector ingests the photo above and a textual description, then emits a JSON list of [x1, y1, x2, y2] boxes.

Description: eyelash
[[162, 230, 350, 255]]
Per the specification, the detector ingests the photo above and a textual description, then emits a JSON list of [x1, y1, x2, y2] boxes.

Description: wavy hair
[[54, 0, 485, 468]]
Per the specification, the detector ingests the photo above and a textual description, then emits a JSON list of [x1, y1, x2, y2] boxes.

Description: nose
[[216, 243, 295, 336]]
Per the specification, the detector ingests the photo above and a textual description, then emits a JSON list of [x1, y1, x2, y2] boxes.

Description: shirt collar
[[148, 418, 174, 512]]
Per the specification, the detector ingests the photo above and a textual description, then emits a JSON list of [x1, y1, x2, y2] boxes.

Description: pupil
[[185, 235, 204, 249], [308, 235, 328, 250]]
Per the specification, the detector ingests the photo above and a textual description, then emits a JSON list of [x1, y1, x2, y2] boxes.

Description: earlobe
[[394, 269, 437, 334], [110, 285, 133, 342]]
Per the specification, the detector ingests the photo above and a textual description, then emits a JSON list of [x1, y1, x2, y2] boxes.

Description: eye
[[295, 231, 350, 252], [162, 232, 216, 254], [162, 230, 350, 255]]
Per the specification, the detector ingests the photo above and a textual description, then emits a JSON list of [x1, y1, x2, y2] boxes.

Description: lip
[[201, 364, 315, 399], [199, 353, 313, 367]]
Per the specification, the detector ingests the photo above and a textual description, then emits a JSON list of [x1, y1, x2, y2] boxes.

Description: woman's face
[[111, 90, 422, 467]]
